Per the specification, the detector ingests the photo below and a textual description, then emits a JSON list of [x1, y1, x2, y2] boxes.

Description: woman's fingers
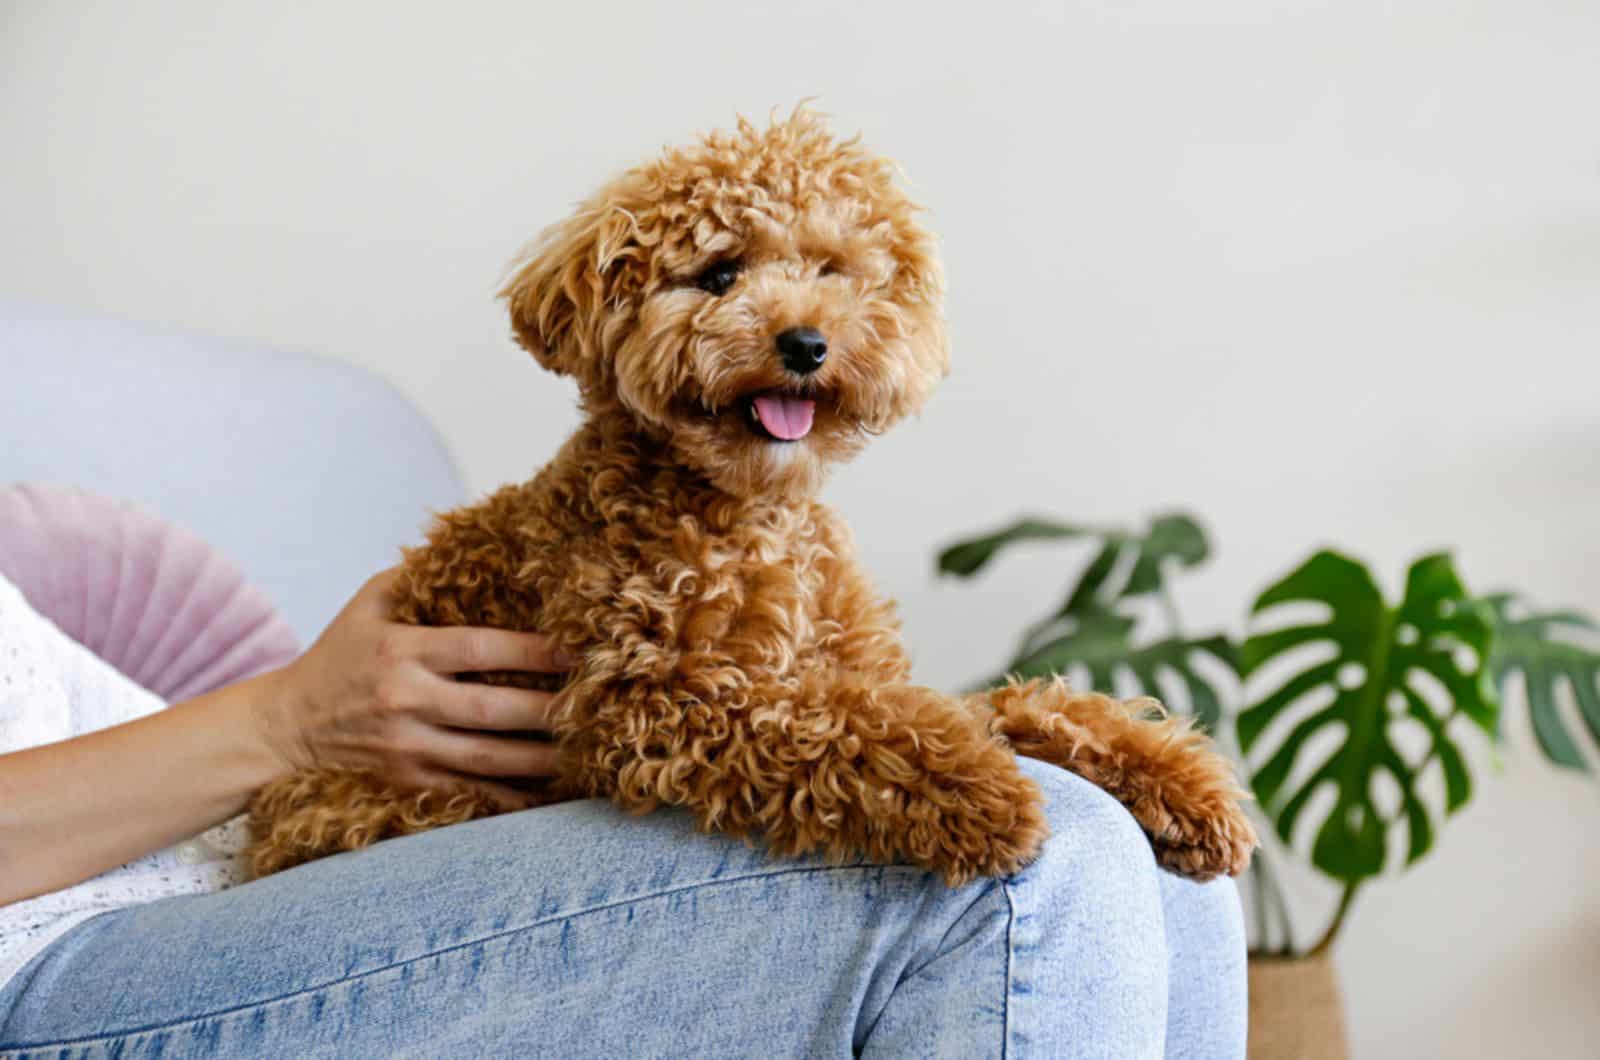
[[422, 728, 563, 780], [423, 681, 561, 733], [407, 625, 577, 676], [360, 566, 403, 603]]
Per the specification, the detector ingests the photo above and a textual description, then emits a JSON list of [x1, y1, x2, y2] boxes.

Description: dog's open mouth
[[744, 391, 816, 442]]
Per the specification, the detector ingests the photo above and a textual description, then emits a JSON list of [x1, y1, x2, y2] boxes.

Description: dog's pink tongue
[[753, 394, 815, 440]]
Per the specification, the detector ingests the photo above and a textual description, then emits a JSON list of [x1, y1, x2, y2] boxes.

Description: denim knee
[[1160, 871, 1248, 1059], [1002, 758, 1169, 1058], [1016, 756, 1159, 889]]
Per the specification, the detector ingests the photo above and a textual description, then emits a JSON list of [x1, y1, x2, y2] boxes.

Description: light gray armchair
[[0, 298, 466, 645]]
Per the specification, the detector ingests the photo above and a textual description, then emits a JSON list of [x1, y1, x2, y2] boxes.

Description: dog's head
[[501, 108, 949, 498]]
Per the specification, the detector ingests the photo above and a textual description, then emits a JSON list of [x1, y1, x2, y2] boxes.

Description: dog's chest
[[598, 502, 835, 662]]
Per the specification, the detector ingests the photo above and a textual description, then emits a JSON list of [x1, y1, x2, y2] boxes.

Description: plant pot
[[1247, 952, 1350, 1060]]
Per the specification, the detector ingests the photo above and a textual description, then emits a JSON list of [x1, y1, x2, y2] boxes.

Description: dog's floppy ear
[[500, 193, 640, 379]]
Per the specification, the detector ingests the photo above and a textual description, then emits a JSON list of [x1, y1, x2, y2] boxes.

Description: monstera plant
[[938, 513, 1600, 962]]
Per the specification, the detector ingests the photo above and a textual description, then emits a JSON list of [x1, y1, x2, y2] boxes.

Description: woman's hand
[[254, 569, 576, 810], [0, 568, 576, 905]]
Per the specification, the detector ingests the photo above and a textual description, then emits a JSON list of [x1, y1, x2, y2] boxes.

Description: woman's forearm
[[0, 571, 572, 907], [0, 671, 292, 906]]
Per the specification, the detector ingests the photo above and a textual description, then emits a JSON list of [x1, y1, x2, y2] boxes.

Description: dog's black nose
[[776, 327, 828, 375]]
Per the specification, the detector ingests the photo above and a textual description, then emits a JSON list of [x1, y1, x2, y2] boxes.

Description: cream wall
[[3, 2, 1597, 1055]]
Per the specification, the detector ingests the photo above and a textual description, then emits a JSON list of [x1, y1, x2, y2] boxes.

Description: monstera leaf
[[946, 512, 1215, 668], [936, 517, 1089, 576], [1485, 594, 1600, 770], [997, 604, 1236, 731], [1117, 512, 1210, 598], [942, 513, 1231, 730], [1237, 551, 1498, 883], [939, 513, 1208, 605]]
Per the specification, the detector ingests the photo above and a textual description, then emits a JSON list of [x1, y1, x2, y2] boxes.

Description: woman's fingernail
[[554, 648, 582, 669]]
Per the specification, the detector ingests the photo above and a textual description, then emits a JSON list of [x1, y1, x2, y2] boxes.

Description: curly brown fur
[[984, 679, 1257, 880], [247, 767, 509, 877], [246, 108, 1253, 885]]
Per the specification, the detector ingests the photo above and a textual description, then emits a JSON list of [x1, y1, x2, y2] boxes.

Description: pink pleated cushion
[[0, 483, 300, 700]]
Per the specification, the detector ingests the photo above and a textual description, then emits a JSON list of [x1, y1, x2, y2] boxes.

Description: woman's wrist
[[0, 671, 303, 904], [170, 669, 303, 808], [240, 663, 314, 777]]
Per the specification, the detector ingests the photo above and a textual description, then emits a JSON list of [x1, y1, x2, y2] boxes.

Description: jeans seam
[[894, 877, 1004, 985], [3, 861, 915, 1051], [854, 876, 1007, 1049], [1000, 876, 1018, 1060]]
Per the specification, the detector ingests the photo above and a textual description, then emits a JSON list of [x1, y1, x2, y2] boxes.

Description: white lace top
[[0, 573, 248, 989]]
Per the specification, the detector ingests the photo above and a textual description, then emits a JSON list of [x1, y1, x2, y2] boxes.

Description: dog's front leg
[[557, 671, 1047, 885], [984, 679, 1256, 880]]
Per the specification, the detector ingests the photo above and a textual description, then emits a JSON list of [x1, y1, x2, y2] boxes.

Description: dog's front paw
[[991, 680, 1257, 881], [1126, 746, 1258, 881], [890, 753, 1050, 885]]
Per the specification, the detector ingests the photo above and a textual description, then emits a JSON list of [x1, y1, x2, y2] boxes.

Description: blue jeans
[[0, 760, 1245, 1058]]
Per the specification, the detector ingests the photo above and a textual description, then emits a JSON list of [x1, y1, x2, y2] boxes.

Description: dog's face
[[502, 110, 949, 498]]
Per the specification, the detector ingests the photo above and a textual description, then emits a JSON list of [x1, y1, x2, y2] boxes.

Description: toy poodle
[[247, 109, 1255, 885]]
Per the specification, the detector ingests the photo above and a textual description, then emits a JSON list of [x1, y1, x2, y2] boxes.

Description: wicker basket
[[1247, 953, 1350, 1059]]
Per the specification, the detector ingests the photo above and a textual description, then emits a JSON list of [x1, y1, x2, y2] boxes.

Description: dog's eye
[[695, 260, 742, 296]]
